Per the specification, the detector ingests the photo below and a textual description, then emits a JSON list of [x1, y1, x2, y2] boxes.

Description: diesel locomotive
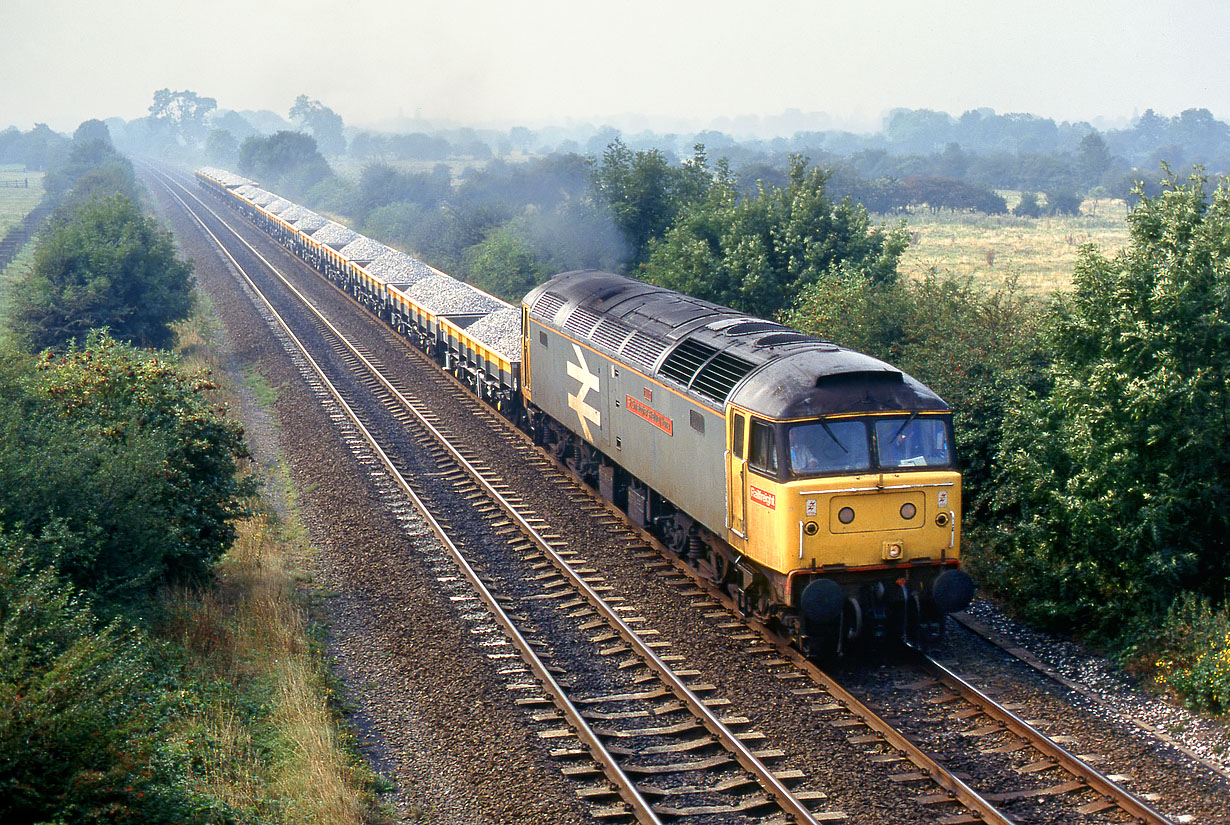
[[195, 167, 974, 655]]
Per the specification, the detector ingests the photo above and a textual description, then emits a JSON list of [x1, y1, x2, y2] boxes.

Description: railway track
[[152, 167, 842, 824], [149, 164, 1190, 825]]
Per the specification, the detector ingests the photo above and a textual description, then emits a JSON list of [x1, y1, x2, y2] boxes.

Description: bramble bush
[[0, 334, 253, 609], [0, 533, 207, 824]]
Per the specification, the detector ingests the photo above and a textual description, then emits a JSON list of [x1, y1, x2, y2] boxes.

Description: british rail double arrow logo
[[567, 343, 601, 442]]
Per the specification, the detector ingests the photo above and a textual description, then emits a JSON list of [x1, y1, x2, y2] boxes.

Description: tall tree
[[289, 94, 346, 155], [591, 139, 710, 266], [1077, 131, 1112, 188], [148, 88, 217, 145], [641, 155, 908, 319], [11, 195, 194, 351]]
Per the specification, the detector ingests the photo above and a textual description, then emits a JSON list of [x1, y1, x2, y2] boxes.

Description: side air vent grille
[[590, 319, 634, 353], [692, 351, 757, 402], [622, 332, 668, 371], [659, 339, 720, 386], [564, 307, 602, 338], [533, 292, 566, 322]]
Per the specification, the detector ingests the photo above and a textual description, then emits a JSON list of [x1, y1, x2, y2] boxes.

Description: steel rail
[[921, 654, 1175, 825], [550, 477, 1020, 825], [165, 166, 826, 825], [151, 170, 664, 824]]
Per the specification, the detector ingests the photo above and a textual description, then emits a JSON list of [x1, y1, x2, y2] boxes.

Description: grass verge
[[161, 300, 390, 823]]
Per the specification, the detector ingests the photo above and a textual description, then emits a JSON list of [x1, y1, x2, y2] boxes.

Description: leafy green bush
[[462, 223, 550, 303], [786, 269, 1046, 524], [0, 334, 253, 608], [988, 173, 1230, 637], [10, 194, 194, 351], [1152, 595, 1230, 712], [643, 155, 908, 319], [0, 533, 207, 824]]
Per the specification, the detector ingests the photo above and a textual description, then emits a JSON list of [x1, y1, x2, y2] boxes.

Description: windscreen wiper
[[819, 420, 849, 453], [888, 411, 919, 443]]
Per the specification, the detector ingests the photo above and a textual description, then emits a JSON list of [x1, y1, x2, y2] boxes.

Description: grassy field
[[0, 165, 45, 236], [0, 239, 36, 341], [891, 196, 1131, 296]]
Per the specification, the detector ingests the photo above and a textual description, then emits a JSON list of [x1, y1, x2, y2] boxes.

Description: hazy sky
[[4, 0, 1229, 134]]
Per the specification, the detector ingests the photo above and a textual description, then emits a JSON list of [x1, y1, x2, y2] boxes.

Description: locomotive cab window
[[731, 413, 746, 459], [788, 419, 872, 476], [874, 416, 953, 469], [748, 418, 778, 475]]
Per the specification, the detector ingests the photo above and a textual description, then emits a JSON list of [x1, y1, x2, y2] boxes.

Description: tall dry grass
[[160, 309, 381, 824], [166, 513, 373, 825], [892, 197, 1131, 296]]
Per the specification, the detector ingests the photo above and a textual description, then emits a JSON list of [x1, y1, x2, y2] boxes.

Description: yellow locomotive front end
[[727, 404, 972, 653]]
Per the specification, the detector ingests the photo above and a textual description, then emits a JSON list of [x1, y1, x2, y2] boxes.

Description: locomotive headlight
[[935, 512, 951, 527], [900, 503, 917, 520], [804, 520, 820, 536], [838, 506, 855, 524]]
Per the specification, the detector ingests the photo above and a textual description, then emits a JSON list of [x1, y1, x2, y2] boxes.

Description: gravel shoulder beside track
[[149, 173, 590, 825]]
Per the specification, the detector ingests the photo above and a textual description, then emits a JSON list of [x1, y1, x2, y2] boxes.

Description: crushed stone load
[[312, 221, 359, 249], [201, 167, 256, 188], [464, 308, 521, 362], [249, 189, 276, 206], [339, 236, 392, 264], [234, 184, 259, 199], [292, 212, 328, 232], [402, 275, 504, 317], [266, 197, 293, 214], [278, 204, 308, 223], [366, 250, 435, 287]]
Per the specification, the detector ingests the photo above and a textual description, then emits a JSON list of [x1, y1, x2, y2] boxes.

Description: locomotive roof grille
[[590, 319, 635, 352], [691, 351, 758, 402], [622, 332, 668, 371], [659, 339, 719, 386], [533, 291, 566, 321], [564, 306, 602, 338]]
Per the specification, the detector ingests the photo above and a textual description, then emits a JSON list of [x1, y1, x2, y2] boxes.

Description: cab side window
[[732, 413, 746, 459], [748, 419, 778, 475]]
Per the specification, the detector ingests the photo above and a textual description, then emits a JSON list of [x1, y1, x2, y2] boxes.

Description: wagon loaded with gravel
[[194, 168, 524, 412]]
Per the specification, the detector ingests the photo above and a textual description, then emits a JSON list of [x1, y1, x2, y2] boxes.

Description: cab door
[[727, 410, 748, 543]]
